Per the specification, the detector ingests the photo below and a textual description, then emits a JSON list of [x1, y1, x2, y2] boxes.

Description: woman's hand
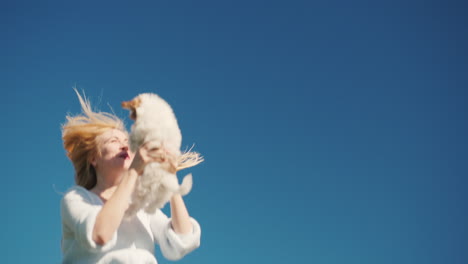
[[130, 141, 177, 174], [129, 144, 149, 174]]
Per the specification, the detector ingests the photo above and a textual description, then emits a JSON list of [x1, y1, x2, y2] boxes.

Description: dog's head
[[122, 93, 183, 156], [122, 93, 174, 122], [121, 96, 142, 120]]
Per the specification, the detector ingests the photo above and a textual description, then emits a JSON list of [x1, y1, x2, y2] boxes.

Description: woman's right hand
[[129, 145, 145, 174]]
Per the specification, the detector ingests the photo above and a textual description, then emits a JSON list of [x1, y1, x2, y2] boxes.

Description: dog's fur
[[122, 93, 193, 217]]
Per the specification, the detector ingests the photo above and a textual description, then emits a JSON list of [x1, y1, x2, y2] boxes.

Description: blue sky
[[2, 0, 467, 263]]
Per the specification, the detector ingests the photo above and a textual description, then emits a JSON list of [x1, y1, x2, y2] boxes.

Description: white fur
[[125, 93, 192, 217], [128, 93, 182, 156]]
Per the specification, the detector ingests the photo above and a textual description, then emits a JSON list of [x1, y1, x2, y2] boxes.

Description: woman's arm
[[92, 168, 139, 245], [149, 208, 201, 261], [148, 158, 201, 260], [91, 144, 152, 245], [170, 194, 193, 234]]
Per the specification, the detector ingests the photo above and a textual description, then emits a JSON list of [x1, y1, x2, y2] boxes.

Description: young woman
[[60, 92, 201, 263]]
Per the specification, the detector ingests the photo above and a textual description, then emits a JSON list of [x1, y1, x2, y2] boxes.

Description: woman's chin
[[110, 158, 131, 170], [123, 159, 133, 169]]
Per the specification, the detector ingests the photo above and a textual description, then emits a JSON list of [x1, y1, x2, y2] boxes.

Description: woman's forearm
[[170, 194, 193, 234], [92, 169, 139, 245]]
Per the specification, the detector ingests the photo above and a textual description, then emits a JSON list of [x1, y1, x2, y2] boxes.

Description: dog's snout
[[121, 100, 133, 109]]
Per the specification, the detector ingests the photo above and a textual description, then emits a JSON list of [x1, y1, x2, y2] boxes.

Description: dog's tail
[[179, 173, 193, 196]]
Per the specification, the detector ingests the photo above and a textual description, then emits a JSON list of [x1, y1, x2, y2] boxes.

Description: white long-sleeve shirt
[[60, 186, 201, 264]]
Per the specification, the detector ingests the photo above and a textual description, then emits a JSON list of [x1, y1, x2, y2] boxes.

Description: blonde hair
[[62, 89, 125, 190]]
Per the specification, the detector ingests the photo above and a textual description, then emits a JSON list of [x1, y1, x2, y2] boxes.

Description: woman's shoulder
[[61, 185, 99, 204]]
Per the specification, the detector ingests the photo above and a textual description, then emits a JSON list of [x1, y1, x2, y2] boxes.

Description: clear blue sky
[[2, 0, 467, 263]]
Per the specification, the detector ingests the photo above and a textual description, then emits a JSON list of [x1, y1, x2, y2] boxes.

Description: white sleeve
[[149, 210, 201, 260], [61, 188, 118, 252]]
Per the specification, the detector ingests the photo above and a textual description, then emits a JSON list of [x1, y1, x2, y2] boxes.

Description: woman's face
[[92, 129, 134, 172]]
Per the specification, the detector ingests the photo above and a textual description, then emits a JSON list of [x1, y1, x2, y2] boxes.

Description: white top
[[60, 186, 201, 264]]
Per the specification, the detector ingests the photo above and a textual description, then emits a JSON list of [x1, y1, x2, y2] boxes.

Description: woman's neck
[[91, 170, 124, 201]]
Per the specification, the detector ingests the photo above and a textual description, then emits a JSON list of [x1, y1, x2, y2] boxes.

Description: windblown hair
[[61, 89, 125, 190]]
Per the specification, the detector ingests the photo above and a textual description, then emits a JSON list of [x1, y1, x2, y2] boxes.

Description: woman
[[60, 91, 201, 264]]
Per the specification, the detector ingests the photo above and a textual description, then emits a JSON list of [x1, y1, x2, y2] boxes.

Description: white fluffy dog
[[122, 93, 202, 217]]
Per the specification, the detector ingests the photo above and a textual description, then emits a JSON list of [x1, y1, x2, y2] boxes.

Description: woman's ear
[[89, 155, 97, 167]]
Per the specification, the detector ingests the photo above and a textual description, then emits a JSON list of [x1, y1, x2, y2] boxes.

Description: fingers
[[141, 145, 170, 163], [138, 141, 178, 173], [144, 141, 162, 152]]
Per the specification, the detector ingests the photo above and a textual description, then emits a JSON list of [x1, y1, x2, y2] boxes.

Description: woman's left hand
[[130, 141, 177, 175]]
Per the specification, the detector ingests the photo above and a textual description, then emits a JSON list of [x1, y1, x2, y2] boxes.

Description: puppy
[[122, 93, 200, 217]]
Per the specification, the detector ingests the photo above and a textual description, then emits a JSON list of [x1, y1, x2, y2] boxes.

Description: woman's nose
[[121, 142, 129, 151]]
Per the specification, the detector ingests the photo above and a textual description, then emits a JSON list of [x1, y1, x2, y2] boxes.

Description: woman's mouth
[[118, 152, 130, 159]]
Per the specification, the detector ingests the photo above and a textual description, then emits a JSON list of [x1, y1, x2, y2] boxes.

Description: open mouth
[[117, 152, 130, 159]]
